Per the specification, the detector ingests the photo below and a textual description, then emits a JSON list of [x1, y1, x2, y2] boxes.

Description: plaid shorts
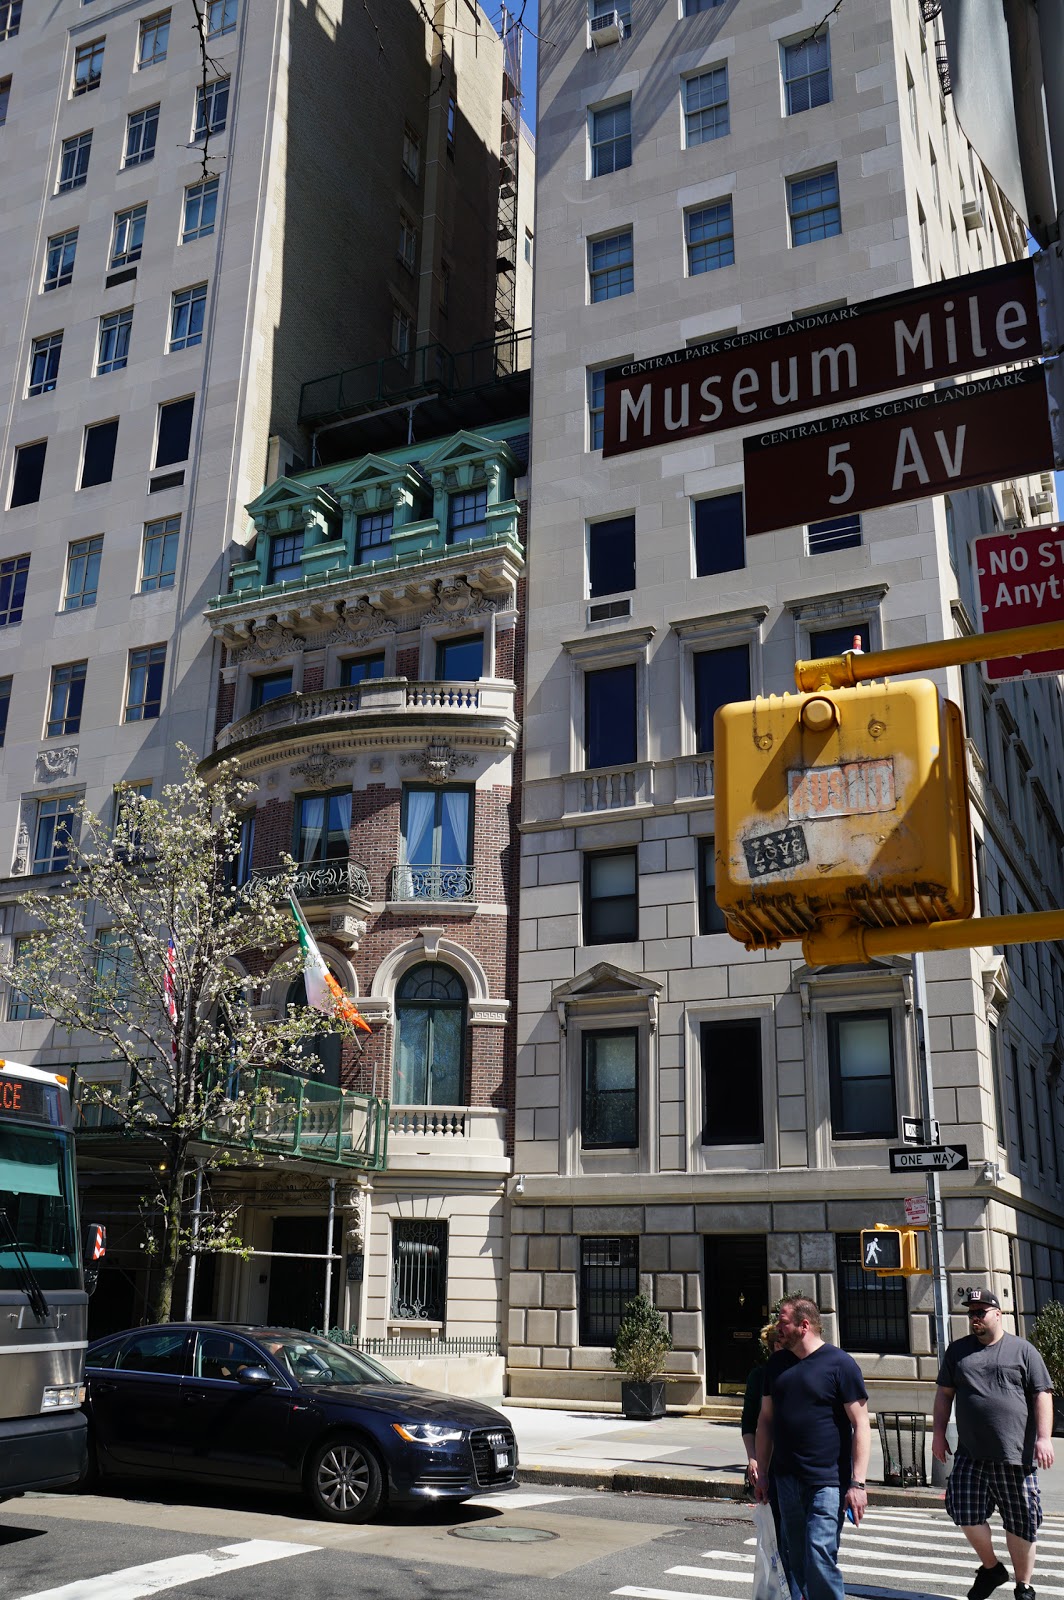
[[945, 1452, 1043, 1542]]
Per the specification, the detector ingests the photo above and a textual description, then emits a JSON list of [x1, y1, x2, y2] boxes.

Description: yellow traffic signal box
[[860, 1226, 922, 1276], [714, 678, 972, 949]]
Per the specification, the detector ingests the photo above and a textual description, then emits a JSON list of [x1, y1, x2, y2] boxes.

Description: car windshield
[[259, 1335, 399, 1386]]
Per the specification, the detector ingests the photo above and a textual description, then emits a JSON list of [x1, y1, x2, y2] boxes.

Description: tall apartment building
[[0, 0, 532, 1334], [511, 0, 1064, 1409]]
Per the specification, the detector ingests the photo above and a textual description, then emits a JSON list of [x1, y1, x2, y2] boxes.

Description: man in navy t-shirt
[[755, 1295, 870, 1600]]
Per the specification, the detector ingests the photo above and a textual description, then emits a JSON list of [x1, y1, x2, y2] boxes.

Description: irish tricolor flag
[[289, 895, 371, 1033]]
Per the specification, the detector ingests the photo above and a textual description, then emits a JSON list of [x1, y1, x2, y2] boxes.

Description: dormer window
[[447, 487, 487, 545], [250, 670, 292, 709], [267, 529, 303, 584], [357, 509, 393, 563]]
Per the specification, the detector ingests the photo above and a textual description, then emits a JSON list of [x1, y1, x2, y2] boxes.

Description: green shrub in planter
[[1031, 1301, 1064, 1433], [613, 1293, 673, 1420]]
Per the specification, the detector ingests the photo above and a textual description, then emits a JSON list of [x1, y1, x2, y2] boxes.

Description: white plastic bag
[[752, 1501, 791, 1600]]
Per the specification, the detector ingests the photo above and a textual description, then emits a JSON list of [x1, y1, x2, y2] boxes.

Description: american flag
[[163, 936, 178, 1055]]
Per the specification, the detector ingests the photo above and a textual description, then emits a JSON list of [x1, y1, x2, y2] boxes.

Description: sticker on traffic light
[[862, 1228, 902, 1271]]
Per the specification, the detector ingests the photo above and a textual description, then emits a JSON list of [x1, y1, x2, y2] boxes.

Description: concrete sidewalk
[[498, 1404, 1064, 1515]]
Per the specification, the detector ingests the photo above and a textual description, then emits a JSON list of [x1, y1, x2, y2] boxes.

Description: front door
[[703, 1235, 768, 1394], [266, 1215, 340, 1331]]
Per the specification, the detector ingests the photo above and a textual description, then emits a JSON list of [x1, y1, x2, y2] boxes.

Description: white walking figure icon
[[865, 1237, 882, 1265]]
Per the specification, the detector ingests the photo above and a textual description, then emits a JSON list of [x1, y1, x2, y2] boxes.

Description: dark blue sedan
[[81, 1322, 518, 1522]]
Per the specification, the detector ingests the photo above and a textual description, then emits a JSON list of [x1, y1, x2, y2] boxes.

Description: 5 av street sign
[[743, 366, 1053, 537], [889, 1144, 969, 1173]]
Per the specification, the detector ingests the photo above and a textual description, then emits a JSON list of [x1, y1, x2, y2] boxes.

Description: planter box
[[621, 1379, 666, 1420]]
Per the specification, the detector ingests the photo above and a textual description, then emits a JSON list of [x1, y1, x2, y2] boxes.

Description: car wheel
[[306, 1435, 383, 1523]]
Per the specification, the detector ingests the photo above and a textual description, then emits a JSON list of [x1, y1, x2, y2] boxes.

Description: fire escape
[[494, 9, 522, 371]]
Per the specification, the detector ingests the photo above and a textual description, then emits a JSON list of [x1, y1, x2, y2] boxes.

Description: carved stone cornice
[[289, 747, 355, 787], [230, 622, 307, 663], [400, 741, 477, 783], [35, 747, 78, 784]]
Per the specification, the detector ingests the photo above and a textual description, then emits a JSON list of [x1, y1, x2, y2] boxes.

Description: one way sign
[[889, 1144, 969, 1173]]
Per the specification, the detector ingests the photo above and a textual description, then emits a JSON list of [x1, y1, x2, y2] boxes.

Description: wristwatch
[[849, 1480, 866, 1489]]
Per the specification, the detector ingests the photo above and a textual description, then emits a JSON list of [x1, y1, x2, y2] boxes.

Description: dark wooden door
[[703, 1235, 769, 1394], [266, 1215, 340, 1331]]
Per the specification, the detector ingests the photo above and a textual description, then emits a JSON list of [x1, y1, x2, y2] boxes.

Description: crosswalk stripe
[[849, 1535, 1064, 1565], [12, 1539, 320, 1600], [838, 1561, 1064, 1595], [665, 1571, 749, 1585], [698, 1553, 754, 1565], [613, 1589, 750, 1600], [466, 1490, 577, 1509]]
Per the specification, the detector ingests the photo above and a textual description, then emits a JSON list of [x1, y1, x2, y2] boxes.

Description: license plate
[[495, 1450, 511, 1471]]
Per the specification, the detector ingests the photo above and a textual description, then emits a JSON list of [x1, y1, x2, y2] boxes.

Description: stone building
[[510, 0, 1064, 1410]]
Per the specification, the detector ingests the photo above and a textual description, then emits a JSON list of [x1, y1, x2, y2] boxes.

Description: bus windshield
[[0, 1125, 80, 1291]]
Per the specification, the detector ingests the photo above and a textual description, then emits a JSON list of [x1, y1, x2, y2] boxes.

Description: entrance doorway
[[703, 1235, 769, 1394], [266, 1215, 340, 1331]]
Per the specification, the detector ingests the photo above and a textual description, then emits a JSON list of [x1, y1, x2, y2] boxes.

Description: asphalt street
[[5, 1482, 1064, 1600]]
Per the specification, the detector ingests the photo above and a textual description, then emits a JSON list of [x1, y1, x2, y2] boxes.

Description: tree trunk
[[152, 1161, 187, 1323]]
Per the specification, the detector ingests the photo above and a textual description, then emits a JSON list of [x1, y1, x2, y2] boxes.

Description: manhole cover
[[450, 1525, 558, 1544]]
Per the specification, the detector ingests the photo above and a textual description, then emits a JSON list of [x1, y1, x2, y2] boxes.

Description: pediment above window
[[553, 963, 662, 1030], [418, 430, 519, 492], [245, 478, 339, 532]]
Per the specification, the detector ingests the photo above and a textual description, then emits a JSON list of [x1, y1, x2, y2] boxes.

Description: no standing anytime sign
[[975, 523, 1064, 682]]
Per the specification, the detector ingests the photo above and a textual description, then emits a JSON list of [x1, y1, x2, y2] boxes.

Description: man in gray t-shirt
[[933, 1289, 1055, 1600]]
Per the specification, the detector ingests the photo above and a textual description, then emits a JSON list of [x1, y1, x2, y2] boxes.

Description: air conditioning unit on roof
[[589, 9, 625, 46], [962, 198, 983, 231], [1030, 492, 1054, 518]]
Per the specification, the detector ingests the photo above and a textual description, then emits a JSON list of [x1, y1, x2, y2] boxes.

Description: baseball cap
[[964, 1289, 1001, 1311]]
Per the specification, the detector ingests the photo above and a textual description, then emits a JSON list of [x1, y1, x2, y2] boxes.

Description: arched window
[[285, 975, 342, 1085], [394, 962, 466, 1105]]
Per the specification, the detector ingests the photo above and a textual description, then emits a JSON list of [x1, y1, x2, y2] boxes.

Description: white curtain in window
[[404, 790, 435, 863], [329, 791, 352, 850], [441, 790, 469, 865]]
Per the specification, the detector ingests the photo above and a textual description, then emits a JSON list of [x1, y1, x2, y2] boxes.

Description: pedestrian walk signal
[[861, 1227, 921, 1276]]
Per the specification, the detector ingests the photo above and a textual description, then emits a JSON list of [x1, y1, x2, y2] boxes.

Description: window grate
[[391, 1220, 447, 1322], [580, 1236, 638, 1345], [836, 1233, 909, 1353]]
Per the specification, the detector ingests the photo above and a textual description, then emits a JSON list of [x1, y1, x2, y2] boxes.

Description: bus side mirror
[[85, 1223, 106, 1295]]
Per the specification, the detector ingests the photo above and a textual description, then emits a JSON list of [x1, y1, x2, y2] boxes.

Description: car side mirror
[[236, 1365, 276, 1387]]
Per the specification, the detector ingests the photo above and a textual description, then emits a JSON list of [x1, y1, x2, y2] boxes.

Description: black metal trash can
[[877, 1411, 929, 1487]]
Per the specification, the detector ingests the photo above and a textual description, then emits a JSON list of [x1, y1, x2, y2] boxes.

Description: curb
[[518, 1463, 947, 1508]]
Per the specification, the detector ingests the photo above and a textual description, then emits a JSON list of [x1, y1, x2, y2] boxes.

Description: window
[[47, 661, 87, 736], [930, 146, 940, 215], [138, 11, 169, 66], [9, 939, 45, 1021], [140, 515, 178, 590], [57, 132, 92, 192], [295, 789, 350, 863], [267, 529, 303, 584], [0, 0, 20, 40], [28, 333, 63, 396], [230, 809, 255, 888], [951, 216, 961, 275], [435, 633, 483, 680], [113, 781, 151, 857], [0, 555, 30, 624], [43, 230, 78, 292], [906, 64, 917, 137], [96, 309, 133, 375], [391, 306, 412, 359], [589, 515, 635, 597], [694, 492, 744, 575], [94, 929, 132, 1011], [64, 537, 103, 611], [590, 0, 630, 28], [340, 653, 385, 686], [391, 1219, 448, 1322], [583, 1029, 638, 1147], [110, 204, 147, 270], [182, 177, 219, 241], [80, 420, 118, 489], [782, 34, 830, 115], [125, 644, 166, 721], [1011, 1044, 1026, 1161], [788, 167, 841, 246], [683, 0, 724, 11], [33, 795, 79, 874], [588, 230, 633, 302], [702, 1018, 762, 1143], [400, 787, 472, 903], [836, 1234, 909, 1353], [206, 0, 236, 37], [0, 76, 10, 126], [447, 486, 487, 543], [11, 444, 46, 508], [580, 1236, 638, 1345], [446, 95, 456, 153], [194, 77, 229, 140], [394, 962, 465, 1107], [684, 66, 729, 145], [0, 676, 10, 747], [686, 201, 734, 274], [828, 1010, 896, 1138], [124, 104, 159, 166], [584, 849, 637, 944], [586, 663, 636, 768], [918, 201, 929, 269], [694, 644, 750, 753], [590, 101, 631, 177], [524, 227, 533, 264], [72, 38, 104, 95], [169, 283, 207, 351], [356, 509, 392, 562], [698, 836, 727, 934], [810, 623, 867, 657], [589, 367, 606, 450], [154, 397, 193, 466], [807, 513, 861, 554], [249, 670, 292, 709], [402, 124, 420, 181], [398, 213, 417, 272]]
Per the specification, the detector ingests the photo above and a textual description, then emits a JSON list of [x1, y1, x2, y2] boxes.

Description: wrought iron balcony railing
[[389, 864, 477, 902], [253, 859, 371, 902]]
